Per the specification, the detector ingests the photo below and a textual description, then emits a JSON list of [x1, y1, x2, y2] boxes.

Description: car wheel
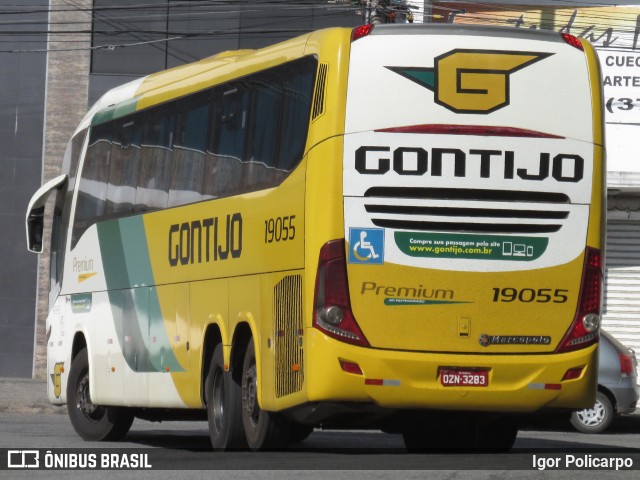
[[570, 391, 614, 434]]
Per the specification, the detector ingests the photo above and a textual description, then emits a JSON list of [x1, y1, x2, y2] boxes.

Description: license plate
[[440, 368, 489, 387]]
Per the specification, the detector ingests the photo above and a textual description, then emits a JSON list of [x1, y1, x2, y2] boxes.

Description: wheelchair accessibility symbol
[[348, 228, 384, 264]]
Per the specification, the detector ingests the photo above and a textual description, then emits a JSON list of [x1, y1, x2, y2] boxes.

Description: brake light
[[376, 124, 564, 139], [562, 366, 585, 381], [619, 352, 636, 378], [313, 239, 370, 347], [339, 359, 363, 375], [352, 24, 374, 42], [556, 248, 602, 353], [561, 33, 584, 51]]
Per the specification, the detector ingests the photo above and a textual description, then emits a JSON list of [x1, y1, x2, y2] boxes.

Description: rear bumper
[[604, 379, 639, 415], [305, 329, 598, 413]]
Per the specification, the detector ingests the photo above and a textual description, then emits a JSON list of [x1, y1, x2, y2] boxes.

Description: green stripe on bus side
[[91, 97, 140, 126], [98, 218, 184, 373], [98, 219, 132, 288]]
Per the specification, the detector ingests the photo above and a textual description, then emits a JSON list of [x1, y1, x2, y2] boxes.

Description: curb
[[0, 377, 66, 415]]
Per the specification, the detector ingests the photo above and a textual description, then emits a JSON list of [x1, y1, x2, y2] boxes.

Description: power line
[[2, 1, 639, 53], [0, 1, 362, 53]]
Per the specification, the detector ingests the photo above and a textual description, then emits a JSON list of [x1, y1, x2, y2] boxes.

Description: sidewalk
[[0, 377, 66, 415]]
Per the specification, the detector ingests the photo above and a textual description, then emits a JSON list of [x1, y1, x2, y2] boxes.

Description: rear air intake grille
[[312, 63, 328, 120], [364, 187, 569, 203], [371, 219, 561, 234], [274, 275, 304, 398], [365, 204, 568, 219], [363, 187, 570, 235]]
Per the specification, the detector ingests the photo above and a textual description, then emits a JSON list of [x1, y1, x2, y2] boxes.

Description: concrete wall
[[33, 0, 92, 379], [0, 1, 48, 377]]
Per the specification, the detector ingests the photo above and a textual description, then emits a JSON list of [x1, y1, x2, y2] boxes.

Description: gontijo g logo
[[387, 50, 552, 113]]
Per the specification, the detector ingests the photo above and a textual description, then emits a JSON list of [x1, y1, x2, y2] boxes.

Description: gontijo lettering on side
[[168, 213, 242, 266]]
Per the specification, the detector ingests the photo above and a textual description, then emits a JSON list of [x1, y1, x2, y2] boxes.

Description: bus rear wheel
[[67, 348, 133, 441], [241, 338, 291, 450], [206, 343, 246, 450], [475, 417, 518, 452], [402, 421, 475, 452]]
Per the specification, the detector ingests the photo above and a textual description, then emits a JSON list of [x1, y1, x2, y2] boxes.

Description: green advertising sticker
[[71, 293, 92, 313], [395, 232, 548, 261]]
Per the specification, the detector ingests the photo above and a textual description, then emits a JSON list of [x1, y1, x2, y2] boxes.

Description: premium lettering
[[361, 281, 454, 300]]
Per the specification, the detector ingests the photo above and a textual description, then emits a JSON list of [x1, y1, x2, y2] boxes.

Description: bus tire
[[206, 343, 246, 450], [289, 423, 314, 444], [475, 417, 518, 451], [241, 338, 291, 450], [67, 348, 134, 441], [402, 422, 475, 452]]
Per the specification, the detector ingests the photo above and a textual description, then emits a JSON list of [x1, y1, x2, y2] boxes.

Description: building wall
[[32, 0, 92, 379], [0, 0, 48, 377]]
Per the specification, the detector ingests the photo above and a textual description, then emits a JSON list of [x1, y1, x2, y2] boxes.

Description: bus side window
[[106, 116, 141, 217], [207, 85, 249, 197], [72, 123, 111, 247], [137, 104, 175, 212], [278, 57, 316, 171], [170, 92, 210, 207], [245, 70, 283, 190], [51, 129, 86, 291]]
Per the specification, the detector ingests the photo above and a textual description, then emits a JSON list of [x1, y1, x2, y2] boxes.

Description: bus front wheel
[[206, 343, 246, 450], [241, 338, 291, 450], [67, 348, 133, 441]]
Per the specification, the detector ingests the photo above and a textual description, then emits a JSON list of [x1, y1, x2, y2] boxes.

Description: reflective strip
[[529, 383, 562, 390], [365, 379, 401, 386]]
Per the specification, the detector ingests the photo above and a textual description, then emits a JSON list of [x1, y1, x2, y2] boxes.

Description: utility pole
[[423, 0, 432, 23]]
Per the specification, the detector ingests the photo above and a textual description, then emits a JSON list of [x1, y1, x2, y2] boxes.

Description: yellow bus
[[27, 24, 605, 451]]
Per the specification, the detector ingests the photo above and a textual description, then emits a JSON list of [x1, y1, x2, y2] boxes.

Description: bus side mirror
[[26, 174, 68, 253], [27, 207, 45, 253]]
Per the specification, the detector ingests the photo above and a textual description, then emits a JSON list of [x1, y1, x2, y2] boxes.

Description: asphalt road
[[1, 411, 639, 479]]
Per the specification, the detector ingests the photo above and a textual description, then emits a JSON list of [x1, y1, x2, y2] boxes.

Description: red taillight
[[556, 248, 602, 353], [562, 366, 585, 381], [339, 359, 363, 375], [375, 124, 564, 139], [619, 352, 636, 377], [352, 24, 374, 42], [561, 33, 584, 51], [313, 239, 370, 347]]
